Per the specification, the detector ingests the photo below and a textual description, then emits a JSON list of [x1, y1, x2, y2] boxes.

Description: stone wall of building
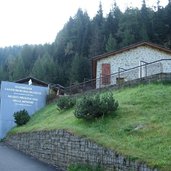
[[96, 46, 171, 88], [6, 130, 158, 171]]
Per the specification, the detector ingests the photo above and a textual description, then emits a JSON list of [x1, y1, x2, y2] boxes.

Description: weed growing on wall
[[74, 92, 118, 120], [13, 109, 30, 126]]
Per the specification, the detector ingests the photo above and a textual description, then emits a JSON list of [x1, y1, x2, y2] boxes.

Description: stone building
[[92, 42, 171, 88]]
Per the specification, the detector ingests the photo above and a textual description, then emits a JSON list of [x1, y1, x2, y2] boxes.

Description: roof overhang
[[15, 76, 49, 87]]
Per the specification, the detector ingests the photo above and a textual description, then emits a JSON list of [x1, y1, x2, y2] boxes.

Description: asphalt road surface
[[0, 143, 62, 171]]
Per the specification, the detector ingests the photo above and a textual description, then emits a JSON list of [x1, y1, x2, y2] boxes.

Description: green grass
[[68, 164, 103, 171], [9, 83, 171, 170]]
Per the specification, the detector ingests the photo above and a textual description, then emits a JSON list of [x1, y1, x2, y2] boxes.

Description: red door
[[101, 64, 111, 85]]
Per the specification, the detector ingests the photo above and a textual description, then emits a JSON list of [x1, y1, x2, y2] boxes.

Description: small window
[[101, 64, 111, 85]]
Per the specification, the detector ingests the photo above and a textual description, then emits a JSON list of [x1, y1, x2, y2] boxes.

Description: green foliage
[[31, 53, 56, 83], [74, 92, 118, 120], [57, 96, 76, 110], [68, 164, 103, 171], [70, 54, 90, 83], [13, 109, 30, 126], [10, 84, 171, 169], [105, 33, 117, 52], [12, 56, 25, 80], [89, 2, 105, 57], [1, 2, 171, 84]]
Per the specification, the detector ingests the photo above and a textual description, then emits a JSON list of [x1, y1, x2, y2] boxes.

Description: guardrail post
[[140, 61, 148, 78]]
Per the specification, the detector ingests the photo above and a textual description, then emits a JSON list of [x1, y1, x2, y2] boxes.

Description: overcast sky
[[0, 0, 168, 47]]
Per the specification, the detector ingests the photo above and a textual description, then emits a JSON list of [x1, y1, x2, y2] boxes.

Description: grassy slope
[[10, 84, 171, 170]]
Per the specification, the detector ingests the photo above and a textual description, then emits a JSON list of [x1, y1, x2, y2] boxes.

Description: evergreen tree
[[5, 55, 16, 81], [157, 0, 161, 10], [70, 53, 80, 83], [32, 53, 56, 83], [12, 56, 25, 80], [111, 0, 122, 35], [152, 4, 168, 44], [31, 57, 44, 81], [104, 1, 122, 51], [105, 34, 117, 52], [89, 2, 105, 57], [140, 0, 153, 40], [73, 9, 91, 56], [1, 2, 171, 86], [0, 65, 7, 81], [70, 54, 90, 83], [164, 2, 171, 47], [118, 8, 139, 47], [21, 45, 34, 75]]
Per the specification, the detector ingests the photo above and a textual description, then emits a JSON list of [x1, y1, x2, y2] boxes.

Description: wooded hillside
[[0, 0, 171, 86]]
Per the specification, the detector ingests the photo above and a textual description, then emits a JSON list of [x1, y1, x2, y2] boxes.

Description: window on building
[[101, 63, 111, 85]]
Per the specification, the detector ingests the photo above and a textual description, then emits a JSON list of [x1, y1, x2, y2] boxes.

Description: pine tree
[[118, 8, 141, 47], [6, 55, 16, 81], [140, 0, 153, 40], [12, 56, 25, 80], [142, 0, 146, 8], [164, 2, 171, 47], [106, 34, 117, 52], [32, 53, 56, 83], [70, 54, 90, 83], [73, 9, 91, 56], [89, 2, 105, 57]]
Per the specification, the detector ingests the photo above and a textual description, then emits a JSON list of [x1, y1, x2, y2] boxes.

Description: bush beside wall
[[13, 109, 30, 126], [6, 130, 158, 171]]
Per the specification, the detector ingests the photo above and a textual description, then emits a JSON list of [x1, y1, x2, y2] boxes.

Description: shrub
[[56, 96, 76, 110], [74, 92, 118, 120], [13, 109, 30, 126]]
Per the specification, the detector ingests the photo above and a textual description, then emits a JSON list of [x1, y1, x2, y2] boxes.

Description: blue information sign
[[0, 81, 48, 138]]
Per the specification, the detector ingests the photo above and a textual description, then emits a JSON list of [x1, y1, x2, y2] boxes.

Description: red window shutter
[[101, 64, 111, 84]]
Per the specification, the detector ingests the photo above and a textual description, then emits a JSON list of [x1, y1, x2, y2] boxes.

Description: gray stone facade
[[96, 46, 171, 88], [6, 130, 158, 171]]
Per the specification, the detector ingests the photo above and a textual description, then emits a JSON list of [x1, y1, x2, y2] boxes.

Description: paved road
[[0, 143, 62, 171]]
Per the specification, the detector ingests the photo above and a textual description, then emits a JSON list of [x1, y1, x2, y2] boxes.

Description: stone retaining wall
[[66, 73, 171, 95], [6, 130, 158, 171]]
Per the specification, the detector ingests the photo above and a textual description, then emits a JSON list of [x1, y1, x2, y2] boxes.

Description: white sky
[[0, 0, 168, 47]]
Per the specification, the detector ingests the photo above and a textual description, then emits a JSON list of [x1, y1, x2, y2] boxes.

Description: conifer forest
[[0, 1, 171, 86]]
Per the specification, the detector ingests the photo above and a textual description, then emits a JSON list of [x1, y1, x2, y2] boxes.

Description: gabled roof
[[15, 76, 49, 87], [15, 76, 64, 90], [92, 42, 171, 61], [92, 42, 171, 78]]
